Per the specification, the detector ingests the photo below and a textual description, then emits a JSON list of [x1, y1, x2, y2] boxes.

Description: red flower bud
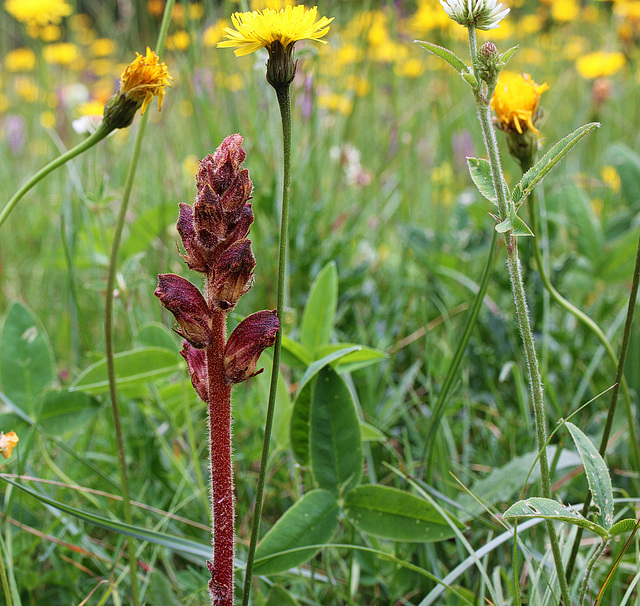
[[223, 310, 279, 384], [177, 203, 208, 273], [180, 341, 208, 402], [155, 274, 212, 348], [211, 239, 256, 310]]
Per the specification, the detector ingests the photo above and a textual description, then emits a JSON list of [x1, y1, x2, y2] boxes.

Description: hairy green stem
[[103, 5, 174, 604], [578, 540, 607, 605], [0, 126, 109, 229], [467, 26, 572, 605], [241, 82, 292, 605], [424, 229, 498, 481], [565, 233, 640, 581]]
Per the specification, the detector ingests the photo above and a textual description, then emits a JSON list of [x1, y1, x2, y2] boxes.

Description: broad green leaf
[[281, 335, 313, 369], [300, 261, 338, 353], [135, 322, 178, 351], [566, 422, 614, 530], [310, 367, 362, 495], [503, 497, 609, 538], [315, 344, 387, 373], [254, 489, 339, 575], [414, 40, 468, 74], [609, 518, 639, 537], [344, 485, 463, 542], [511, 122, 599, 206], [0, 302, 55, 415], [0, 475, 211, 559], [295, 345, 361, 399], [39, 390, 101, 435], [468, 158, 497, 204], [290, 380, 312, 466], [70, 347, 182, 398], [458, 445, 580, 519]]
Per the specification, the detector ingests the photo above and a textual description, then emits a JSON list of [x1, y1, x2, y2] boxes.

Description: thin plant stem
[[0, 127, 109, 229], [0, 534, 12, 606], [565, 233, 640, 581], [424, 229, 498, 481], [466, 25, 572, 605], [241, 81, 292, 606], [205, 308, 234, 606], [578, 540, 607, 606], [103, 4, 174, 604]]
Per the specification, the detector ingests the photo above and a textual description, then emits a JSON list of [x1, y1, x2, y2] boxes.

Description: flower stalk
[[466, 25, 572, 604], [156, 136, 278, 606]]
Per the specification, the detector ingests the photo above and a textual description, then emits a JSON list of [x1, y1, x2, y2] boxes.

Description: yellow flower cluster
[[491, 72, 549, 134], [218, 5, 333, 56]]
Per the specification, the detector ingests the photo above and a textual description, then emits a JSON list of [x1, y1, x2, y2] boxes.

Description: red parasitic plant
[[155, 134, 279, 606]]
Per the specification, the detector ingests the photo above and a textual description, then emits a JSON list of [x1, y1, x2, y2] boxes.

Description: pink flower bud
[[180, 341, 208, 401], [223, 310, 279, 384], [155, 274, 212, 348]]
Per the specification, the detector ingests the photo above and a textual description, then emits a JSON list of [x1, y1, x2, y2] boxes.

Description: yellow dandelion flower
[[0, 431, 19, 459], [119, 47, 172, 114], [491, 71, 549, 134], [5, 47, 37, 72], [218, 5, 333, 57], [576, 51, 625, 79], [4, 0, 72, 26]]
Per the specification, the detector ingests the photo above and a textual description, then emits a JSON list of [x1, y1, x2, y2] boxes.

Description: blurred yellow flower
[[166, 30, 191, 51], [40, 24, 61, 41], [491, 71, 549, 134], [409, 0, 454, 35], [0, 431, 19, 459], [576, 51, 625, 79], [218, 5, 333, 57], [601, 165, 621, 193], [203, 19, 230, 46], [395, 57, 426, 78], [318, 92, 353, 115], [5, 48, 37, 71], [43, 42, 80, 65], [91, 38, 116, 57], [15, 76, 39, 102], [40, 110, 56, 129], [551, 0, 579, 22], [5, 0, 72, 26], [78, 100, 106, 116], [119, 47, 172, 114]]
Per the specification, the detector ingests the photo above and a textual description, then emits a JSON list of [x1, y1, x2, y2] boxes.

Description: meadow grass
[[1, 0, 639, 604]]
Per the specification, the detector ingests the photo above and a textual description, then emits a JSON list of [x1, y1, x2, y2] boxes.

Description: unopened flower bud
[[266, 40, 297, 89], [180, 342, 208, 402], [211, 239, 256, 310], [223, 310, 279, 384], [155, 274, 212, 348]]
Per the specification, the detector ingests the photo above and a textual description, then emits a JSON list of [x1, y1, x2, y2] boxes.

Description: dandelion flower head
[[491, 71, 548, 134], [218, 5, 333, 57], [119, 47, 172, 114], [5, 0, 72, 26], [0, 431, 19, 459]]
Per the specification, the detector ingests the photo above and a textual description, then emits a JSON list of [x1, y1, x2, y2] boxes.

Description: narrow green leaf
[[414, 40, 467, 74], [503, 497, 609, 538], [310, 367, 362, 495], [0, 475, 211, 558], [266, 585, 301, 606], [0, 302, 55, 415], [315, 343, 387, 373], [360, 421, 385, 442], [499, 45, 518, 66], [295, 345, 361, 399], [281, 335, 313, 369], [70, 347, 182, 397], [566, 422, 614, 530], [39, 390, 101, 435], [254, 489, 339, 575], [300, 261, 338, 354], [609, 518, 639, 537], [344, 485, 463, 542], [513, 122, 599, 205]]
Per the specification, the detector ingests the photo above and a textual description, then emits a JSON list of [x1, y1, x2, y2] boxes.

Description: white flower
[[440, 0, 509, 30]]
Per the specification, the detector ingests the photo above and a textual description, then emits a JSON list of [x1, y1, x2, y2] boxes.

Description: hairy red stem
[[206, 307, 234, 606]]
